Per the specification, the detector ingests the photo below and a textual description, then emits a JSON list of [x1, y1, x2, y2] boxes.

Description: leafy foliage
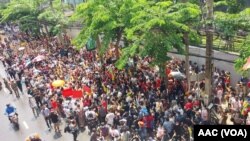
[[117, 1, 200, 72], [71, 0, 135, 57], [234, 35, 250, 75], [1, 0, 69, 36], [214, 8, 250, 50], [214, 0, 245, 13]]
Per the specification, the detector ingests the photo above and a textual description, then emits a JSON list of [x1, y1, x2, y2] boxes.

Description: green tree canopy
[[71, 0, 135, 57], [1, 0, 69, 36], [235, 35, 250, 75], [116, 1, 200, 74]]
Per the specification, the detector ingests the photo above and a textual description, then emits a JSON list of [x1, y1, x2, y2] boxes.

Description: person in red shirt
[[184, 99, 193, 111], [101, 99, 107, 112], [156, 77, 161, 89], [184, 99, 194, 118], [83, 97, 91, 107], [51, 99, 58, 110], [144, 114, 154, 137]]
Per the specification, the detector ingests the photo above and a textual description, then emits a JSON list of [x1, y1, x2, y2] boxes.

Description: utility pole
[[205, 0, 214, 106]]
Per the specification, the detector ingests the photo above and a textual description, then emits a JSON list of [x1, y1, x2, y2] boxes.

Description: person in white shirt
[[85, 108, 96, 119], [28, 95, 39, 117], [106, 111, 115, 126], [231, 96, 241, 112], [41, 105, 52, 130], [110, 126, 120, 139]]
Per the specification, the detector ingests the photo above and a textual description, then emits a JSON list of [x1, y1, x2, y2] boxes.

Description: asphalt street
[[0, 62, 90, 141]]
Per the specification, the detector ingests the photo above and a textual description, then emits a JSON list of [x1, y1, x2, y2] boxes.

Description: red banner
[[72, 90, 83, 99], [62, 88, 73, 97]]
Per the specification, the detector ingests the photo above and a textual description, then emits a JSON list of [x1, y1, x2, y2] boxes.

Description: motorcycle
[[9, 113, 19, 130]]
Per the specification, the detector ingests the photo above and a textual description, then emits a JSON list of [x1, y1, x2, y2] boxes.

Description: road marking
[[23, 121, 29, 129]]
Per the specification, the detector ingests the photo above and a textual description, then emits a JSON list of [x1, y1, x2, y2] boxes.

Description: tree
[[213, 0, 249, 51], [214, 0, 245, 14], [0, 3, 7, 19], [214, 11, 249, 50], [205, 0, 214, 106], [177, 0, 201, 90], [38, 0, 69, 36], [234, 8, 250, 75], [235, 35, 250, 76], [1, 0, 42, 36], [1, 0, 69, 37], [117, 1, 199, 89], [71, 0, 135, 58]]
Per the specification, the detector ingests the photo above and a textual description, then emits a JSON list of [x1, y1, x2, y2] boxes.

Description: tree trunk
[[181, 0, 189, 92], [184, 33, 190, 91], [115, 30, 122, 59], [160, 63, 168, 94], [205, 0, 214, 106], [96, 35, 104, 65], [49, 0, 54, 11]]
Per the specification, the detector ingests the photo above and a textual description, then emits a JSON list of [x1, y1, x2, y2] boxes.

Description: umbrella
[[243, 57, 250, 70], [18, 47, 25, 51], [169, 71, 186, 80], [52, 80, 65, 87], [32, 55, 45, 62]]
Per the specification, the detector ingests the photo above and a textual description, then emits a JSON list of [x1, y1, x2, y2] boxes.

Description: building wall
[[168, 46, 243, 86]]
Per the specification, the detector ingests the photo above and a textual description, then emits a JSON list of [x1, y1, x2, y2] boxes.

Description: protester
[[28, 95, 39, 118], [41, 104, 52, 131]]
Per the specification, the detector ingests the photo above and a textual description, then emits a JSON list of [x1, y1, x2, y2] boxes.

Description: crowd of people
[[1, 25, 250, 141]]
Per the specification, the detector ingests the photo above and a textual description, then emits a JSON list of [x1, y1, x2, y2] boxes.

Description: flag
[[72, 90, 83, 99], [62, 88, 73, 97]]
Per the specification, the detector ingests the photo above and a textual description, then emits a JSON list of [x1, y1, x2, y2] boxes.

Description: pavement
[[0, 61, 90, 141]]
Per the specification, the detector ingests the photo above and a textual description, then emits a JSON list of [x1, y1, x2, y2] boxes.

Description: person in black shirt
[[173, 120, 184, 141], [16, 79, 23, 94], [50, 110, 60, 133]]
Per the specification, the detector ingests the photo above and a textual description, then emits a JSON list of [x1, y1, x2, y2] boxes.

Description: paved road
[[0, 62, 90, 141]]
